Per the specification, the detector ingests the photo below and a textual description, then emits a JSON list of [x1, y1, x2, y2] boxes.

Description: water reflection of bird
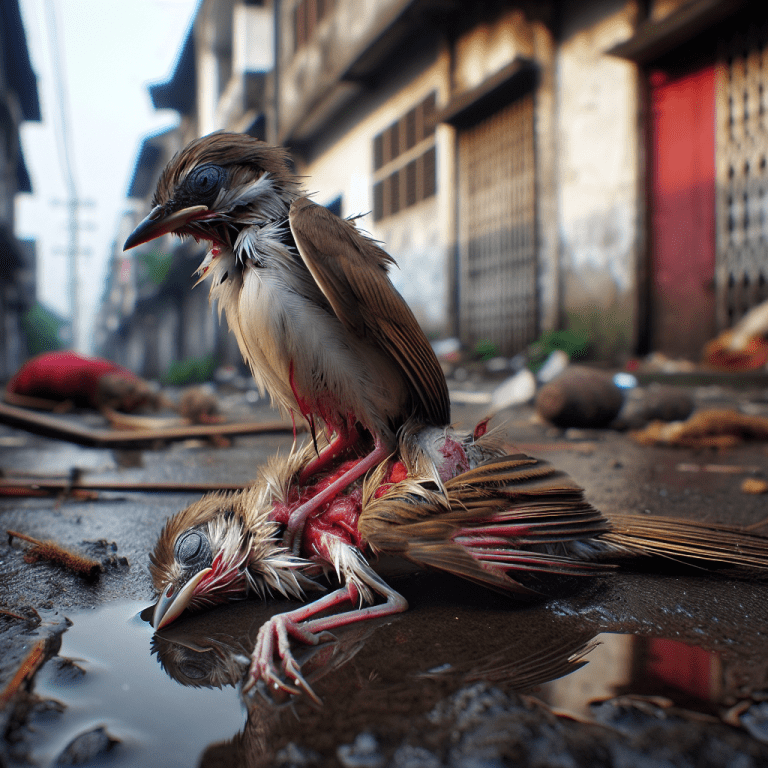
[[148, 424, 768, 700], [152, 600, 602, 766], [123, 132, 451, 548]]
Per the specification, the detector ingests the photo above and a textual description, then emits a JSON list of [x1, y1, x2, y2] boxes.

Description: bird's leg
[[298, 422, 360, 485], [285, 435, 391, 553], [244, 578, 407, 702]]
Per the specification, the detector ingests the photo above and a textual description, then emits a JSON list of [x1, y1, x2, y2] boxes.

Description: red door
[[649, 64, 716, 358]]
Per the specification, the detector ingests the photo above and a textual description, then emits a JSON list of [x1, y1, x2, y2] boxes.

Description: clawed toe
[[244, 614, 327, 703]]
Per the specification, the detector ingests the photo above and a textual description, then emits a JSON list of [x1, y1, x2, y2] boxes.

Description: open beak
[[152, 567, 212, 629], [123, 204, 209, 250]]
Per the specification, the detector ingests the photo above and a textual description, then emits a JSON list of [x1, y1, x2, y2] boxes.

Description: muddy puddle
[[14, 569, 768, 766]]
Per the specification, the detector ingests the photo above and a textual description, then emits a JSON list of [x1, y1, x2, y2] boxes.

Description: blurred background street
[[3, 0, 768, 765]]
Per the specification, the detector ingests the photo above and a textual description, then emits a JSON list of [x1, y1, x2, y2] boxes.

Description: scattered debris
[[0, 606, 40, 624], [535, 367, 624, 428], [0, 477, 247, 495], [0, 608, 28, 622], [178, 386, 222, 424], [676, 463, 763, 474], [742, 478, 768, 495], [489, 369, 536, 413], [536, 349, 570, 383], [638, 386, 694, 423], [631, 409, 768, 448], [4, 351, 163, 413], [0, 400, 297, 449], [449, 390, 493, 406], [0, 638, 47, 710], [7, 530, 103, 579], [704, 298, 768, 372]]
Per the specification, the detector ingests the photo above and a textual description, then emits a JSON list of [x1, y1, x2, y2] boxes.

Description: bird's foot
[[244, 612, 335, 704]]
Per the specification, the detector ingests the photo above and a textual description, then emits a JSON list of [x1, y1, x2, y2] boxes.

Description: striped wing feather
[[360, 452, 612, 592], [289, 197, 450, 426]]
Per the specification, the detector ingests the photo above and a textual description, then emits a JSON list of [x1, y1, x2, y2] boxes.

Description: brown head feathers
[[152, 131, 300, 210]]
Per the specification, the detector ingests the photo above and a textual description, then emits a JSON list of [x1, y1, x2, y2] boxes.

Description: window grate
[[715, 19, 768, 328], [457, 94, 537, 355]]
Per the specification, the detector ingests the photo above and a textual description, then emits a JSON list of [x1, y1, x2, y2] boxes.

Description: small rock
[[337, 732, 384, 768], [53, 726, 119, 766], [275, 742, 323, 767], [536, 367, 624, 428], [639, 386, 695, 423]]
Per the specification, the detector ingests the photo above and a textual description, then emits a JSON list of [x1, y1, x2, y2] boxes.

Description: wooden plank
[[0, 401, 298, 449], [0, 478, 247, 494]]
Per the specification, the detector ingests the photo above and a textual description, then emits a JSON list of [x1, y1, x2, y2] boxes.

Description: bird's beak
[[152, 567, 212, 629], [123, 204, 209, 250]]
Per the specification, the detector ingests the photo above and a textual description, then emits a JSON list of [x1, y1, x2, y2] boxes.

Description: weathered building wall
[[277, 0, 413, 143], [556, 2, 640, 359], [295, 46, 451, 334]]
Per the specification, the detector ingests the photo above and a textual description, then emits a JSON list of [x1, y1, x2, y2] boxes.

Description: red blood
[[437, 435, 470, 482], [269, 461, 366, 553], [389, 461, 408, 483], [288, 359, 313, 422], [374, 460, 409, 498], [473, 418, 490, 441]]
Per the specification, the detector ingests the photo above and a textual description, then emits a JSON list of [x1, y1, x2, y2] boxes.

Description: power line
[[44, 0, 84, 350], [44, 0, 76, 197]]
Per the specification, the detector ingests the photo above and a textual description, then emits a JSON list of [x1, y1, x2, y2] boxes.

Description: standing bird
[[123, 132, 450, 547], [148, 424, 768, 700]]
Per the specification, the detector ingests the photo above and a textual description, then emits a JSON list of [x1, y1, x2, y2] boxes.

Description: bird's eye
[[174, 530, 213, 570], [185, 164, 226, 203]]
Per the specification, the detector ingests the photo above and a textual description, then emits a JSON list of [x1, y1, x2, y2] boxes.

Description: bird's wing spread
[[360, 453, 611, 594], [289, 197, 450, 425]]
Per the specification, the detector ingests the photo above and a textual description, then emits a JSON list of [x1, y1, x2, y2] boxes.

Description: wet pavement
[[2, 381, 768, 767]]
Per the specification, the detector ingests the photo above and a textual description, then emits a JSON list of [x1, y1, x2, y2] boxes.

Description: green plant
[[473, 339, 499, 360], [161, 355, 218, 385], [527, 329, 591, 373], [22, 302, 66, 355]]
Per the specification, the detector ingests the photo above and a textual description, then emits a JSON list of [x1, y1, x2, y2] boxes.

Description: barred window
[[293, 0, 333, 52], [373, 92, 437, 221]]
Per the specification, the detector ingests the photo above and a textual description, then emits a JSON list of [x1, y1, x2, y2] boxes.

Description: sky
[[16, 0, 199, 352]]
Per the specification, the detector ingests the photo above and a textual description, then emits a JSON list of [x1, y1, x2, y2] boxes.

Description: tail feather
[[599, 513, 768, 569], [361, 448, 768, 591]]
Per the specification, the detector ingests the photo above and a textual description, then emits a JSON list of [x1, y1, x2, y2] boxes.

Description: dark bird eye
[[186, 164, 226, 204], [174, 530, 213, 570]]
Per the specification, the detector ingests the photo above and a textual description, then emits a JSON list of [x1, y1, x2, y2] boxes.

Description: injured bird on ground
[[147, 422, 768, 702]]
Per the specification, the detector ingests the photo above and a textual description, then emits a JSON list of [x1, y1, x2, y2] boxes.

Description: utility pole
[[45, 0, 89, 350], [52, 199, 95, 350]]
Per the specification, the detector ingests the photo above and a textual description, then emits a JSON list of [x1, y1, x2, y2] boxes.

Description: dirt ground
[[2, 375, 768, 767]]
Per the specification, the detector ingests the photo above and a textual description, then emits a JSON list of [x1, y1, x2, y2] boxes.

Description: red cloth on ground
[[6, 351, 142, 408]]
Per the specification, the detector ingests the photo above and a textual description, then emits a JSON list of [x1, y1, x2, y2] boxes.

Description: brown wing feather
[[360, 452, 611, 591], [289, 197, 450, 426]]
